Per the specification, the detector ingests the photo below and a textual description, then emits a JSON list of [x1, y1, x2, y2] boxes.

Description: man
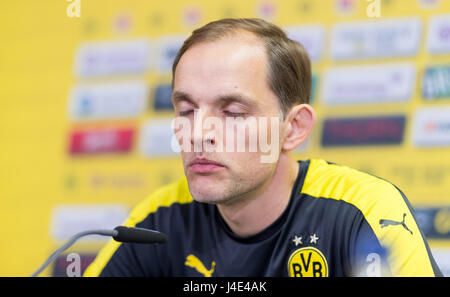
[[84, 18, 441, 277]]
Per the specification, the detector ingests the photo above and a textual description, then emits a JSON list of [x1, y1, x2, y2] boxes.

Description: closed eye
[[223, 111, 247, 118], [178, 110, 194, 116]]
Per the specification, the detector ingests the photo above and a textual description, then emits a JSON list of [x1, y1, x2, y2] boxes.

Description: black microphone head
[[113, 226, 167, 244]]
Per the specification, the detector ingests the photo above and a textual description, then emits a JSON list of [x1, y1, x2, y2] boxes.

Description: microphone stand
[[31, 229, 117, 277]]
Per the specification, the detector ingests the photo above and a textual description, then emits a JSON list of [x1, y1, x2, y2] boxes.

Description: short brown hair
[[171, 18, 312, 117]]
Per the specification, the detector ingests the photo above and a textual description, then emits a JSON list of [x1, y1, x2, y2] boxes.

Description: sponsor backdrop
[[1, 0, 449, 276]]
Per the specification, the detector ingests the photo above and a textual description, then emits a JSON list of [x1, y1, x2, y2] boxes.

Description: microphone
[[113, 226, 167, 244], [31, 226, 167, 277]]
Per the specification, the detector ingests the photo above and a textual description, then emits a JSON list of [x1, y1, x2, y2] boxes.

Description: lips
[[188, 158, 225, 173]]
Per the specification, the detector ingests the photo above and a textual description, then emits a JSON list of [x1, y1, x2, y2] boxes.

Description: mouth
[[188, 158, 226, 174]]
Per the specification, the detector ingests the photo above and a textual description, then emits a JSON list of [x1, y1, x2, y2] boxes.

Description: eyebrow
[[172, 90, 257, 109], [172, 91, 196, 105]]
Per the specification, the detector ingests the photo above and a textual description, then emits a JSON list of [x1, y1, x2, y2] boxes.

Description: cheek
[[227, 152, 277, 188], [220, 117, 281, 156], [221, 119, 260, 152]]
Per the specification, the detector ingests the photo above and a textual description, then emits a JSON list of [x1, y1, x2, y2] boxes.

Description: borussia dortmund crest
[[287, 246, 328, 277]]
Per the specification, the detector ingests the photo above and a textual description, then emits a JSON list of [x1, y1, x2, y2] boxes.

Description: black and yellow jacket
[[84, 159, 442, 277]]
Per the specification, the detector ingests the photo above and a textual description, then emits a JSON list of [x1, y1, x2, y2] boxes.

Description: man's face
[[172, 34, 285, 205]]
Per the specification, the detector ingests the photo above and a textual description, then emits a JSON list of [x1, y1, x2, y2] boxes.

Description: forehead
[[173, 35, 270, 104]]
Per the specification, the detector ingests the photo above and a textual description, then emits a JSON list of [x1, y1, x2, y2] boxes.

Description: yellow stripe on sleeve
[[301, 159, 436, 276]]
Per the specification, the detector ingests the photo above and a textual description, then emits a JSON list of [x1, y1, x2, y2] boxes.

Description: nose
[[191, 109, 219, 152]]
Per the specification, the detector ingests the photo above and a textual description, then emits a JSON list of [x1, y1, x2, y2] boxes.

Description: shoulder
[[301, 158, 408, 217], [299, 158, 417, 249], [299, 159, 440, 276], [300, 158, 413, 234], [297, 158, 410, 247]]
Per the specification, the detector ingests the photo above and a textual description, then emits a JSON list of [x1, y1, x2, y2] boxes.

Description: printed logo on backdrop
[[113, 12, 133, 34], [284, 25, 325, 62], [330, 17, 422, 60], [74, 39, 151, 77], [321, 116, 406, 147], [297, 0, 314, 13], [182, 5, 203, 27], [90, 172, 147, 190], [139, 119, 179, 157], [68, 81, 149, 121], [82, 18, 97, 35], [414, 207, 450, 239], [221, 6, 238, 18], [322, 63, 415, 105], [68, 127, 135, 155], [256, 1, 277, 20], [422, 65, 450, 100], [64, 173, 78, 191], [148, 11, 164, 28], [418, 0, 441, 9], [334, 0, 356, 16], [153, 84, 174, 110], [154, 35, 187, 73], [427, 14, 450, 54], [389, 162, 450, 188], [413, 107, 450, 147]]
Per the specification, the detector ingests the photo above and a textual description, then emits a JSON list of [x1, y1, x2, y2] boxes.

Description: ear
[[282, 104, 316, 151]]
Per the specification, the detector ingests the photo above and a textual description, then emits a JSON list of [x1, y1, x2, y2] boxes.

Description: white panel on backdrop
[[74, 39, 152, 77], [413, 106, 450, 147], [284, 24, 325, 62], [153, 35, 188, 73], [50, 204, 129, 242], [427, 14, 450, 54], [68, 81, 149, 121], [322, 63, 416, 105], [139, 118, 180, 157], [331, 17, 422, 60]]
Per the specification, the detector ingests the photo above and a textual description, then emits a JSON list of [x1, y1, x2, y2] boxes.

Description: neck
[[216, 153, 299, 237]]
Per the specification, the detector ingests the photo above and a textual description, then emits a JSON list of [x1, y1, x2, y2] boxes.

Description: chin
[[190, 189, 221, 204], [188, 183, 228, 204], [192, 195, 222, 205]]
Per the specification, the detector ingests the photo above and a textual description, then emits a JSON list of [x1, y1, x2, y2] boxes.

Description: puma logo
[[185, 254, 216, 277], [379, 213, 413, 235]]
